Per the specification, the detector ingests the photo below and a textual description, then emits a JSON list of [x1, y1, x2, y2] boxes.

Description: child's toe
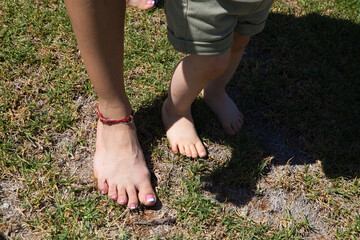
[[196, 142, 207, 157], [171, 144, 179, 154], [224, 125, 236, 136], [232, 120, 241, 132], [190, 145, 198, 158], [177, 145, 184, 156], [184, 145, 193, 158]]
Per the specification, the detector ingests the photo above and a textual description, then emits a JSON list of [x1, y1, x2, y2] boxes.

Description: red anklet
[[97, 105, 134, 124]]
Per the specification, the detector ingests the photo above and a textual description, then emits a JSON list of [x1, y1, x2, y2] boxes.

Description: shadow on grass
[[243, 12, 360, 179], [134, 11, 359, 207]]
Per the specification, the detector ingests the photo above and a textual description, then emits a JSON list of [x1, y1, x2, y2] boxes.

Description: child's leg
[[202, 33, 250, 135], [64, 0, 156, 209], [162, 49, 231, 158]]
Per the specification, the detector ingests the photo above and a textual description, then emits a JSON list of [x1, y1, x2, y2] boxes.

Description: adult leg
[[202, 33, 250, 135], [162, 49, 231, 158], [64, 0, 156, 209]]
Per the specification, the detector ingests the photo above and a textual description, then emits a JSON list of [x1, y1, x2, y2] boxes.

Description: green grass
[[1, 0, 359, 239]]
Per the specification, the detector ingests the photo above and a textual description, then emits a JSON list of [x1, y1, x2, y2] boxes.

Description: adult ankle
[[98, 101, 132, 119]]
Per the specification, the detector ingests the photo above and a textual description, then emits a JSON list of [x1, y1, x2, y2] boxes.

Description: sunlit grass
[[1, 0, 359, 239]]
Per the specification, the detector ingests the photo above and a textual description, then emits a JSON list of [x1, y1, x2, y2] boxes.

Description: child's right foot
[[162, 98, 207, 158], [126, 0, 157, 10]]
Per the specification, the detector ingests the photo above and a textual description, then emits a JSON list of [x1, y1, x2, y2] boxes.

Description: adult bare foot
[[201, 88, 244, 136], [162, 98, 207, 158], [126, 0, 157, 10], [93, 120, 156, 209]]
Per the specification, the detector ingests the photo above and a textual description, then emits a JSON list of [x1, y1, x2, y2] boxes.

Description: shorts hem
[[234, 20, 267, 36], [167, 29, 233, 56]]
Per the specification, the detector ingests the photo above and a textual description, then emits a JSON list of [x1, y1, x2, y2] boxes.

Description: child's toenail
[[118, 199, 125, 204], [111, 195, 117, 200], [130, 204, 137, 210], [147, 0, 154, 5], [146, 195, 155, 203], [101, 191, 105, 195]]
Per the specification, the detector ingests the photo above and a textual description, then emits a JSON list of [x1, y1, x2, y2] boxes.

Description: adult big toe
[[138, 182, 157, 206]]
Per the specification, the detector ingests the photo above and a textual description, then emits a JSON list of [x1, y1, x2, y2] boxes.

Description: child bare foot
[[162, 98, 207, 158], [126, 0, 157, 10], [93, 120, 156, 209], [201, 88, 244, 136]]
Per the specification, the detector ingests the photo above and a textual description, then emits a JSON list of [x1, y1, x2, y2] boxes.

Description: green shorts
[[165, 0, 274, 55]]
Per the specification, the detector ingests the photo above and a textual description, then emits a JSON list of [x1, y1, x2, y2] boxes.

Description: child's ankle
[[163, 98, 191, 117], [203, 85, 226, 98]]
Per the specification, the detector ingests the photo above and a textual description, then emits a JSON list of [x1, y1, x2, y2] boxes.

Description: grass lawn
[[1, 0, 359, 239]]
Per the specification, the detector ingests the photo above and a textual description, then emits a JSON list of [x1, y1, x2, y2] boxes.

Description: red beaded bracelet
[[97, 105, 134, 124]]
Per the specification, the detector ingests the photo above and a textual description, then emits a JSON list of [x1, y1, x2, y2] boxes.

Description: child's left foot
[[126, 0, 157, 10], [162, 98, 207, 158], [201, 88, 244, 136]]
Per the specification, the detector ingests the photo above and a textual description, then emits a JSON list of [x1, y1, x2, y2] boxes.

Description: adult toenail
[[147, 0, 154, 5], [101, 191, 105, 194], [118, 199, 125, 204], [130, 204, 137, 210], [110, 195, 117, 200], [146, 195, 155, 203]]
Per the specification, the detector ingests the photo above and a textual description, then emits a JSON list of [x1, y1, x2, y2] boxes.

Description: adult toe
[[126, 187, 139, 209], [117, 185, 128, 205], [138, 183, 156, 206], [97, 178, 108, 195], [107, 182, 118, 200]]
